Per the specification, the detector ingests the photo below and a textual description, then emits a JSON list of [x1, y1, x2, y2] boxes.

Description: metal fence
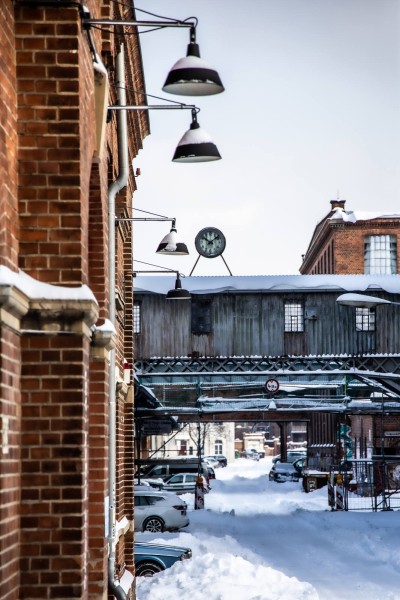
[[329, 459, 400, 511]]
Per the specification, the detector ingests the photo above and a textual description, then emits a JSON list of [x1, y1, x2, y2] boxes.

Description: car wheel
[[143, 516, 165, 533], [135, 561, 164, 577]]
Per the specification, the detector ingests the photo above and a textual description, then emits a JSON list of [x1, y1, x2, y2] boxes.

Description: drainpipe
[[108, 44, 129, 600]]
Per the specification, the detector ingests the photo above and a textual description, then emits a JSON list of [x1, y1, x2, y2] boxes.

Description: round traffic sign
[[264, 378, 279, 394]]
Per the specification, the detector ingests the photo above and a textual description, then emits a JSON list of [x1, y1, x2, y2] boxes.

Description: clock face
[[195, 227, 226, 258]]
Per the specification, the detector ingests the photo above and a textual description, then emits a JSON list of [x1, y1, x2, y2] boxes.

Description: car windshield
[[275, 463, 296, 472]]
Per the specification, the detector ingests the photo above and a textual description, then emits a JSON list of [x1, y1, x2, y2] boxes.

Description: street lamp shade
[[133, 260, 191, 301], [336, 293, 393, 308], [165, 275, 191, 300], [156, 223, 189, 256], [172, 110, 221, 163], [163, 42, 224, 97]]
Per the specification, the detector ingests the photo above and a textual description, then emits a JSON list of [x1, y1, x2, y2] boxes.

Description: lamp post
[[116, 208, 189, 256], [133, 260, 191, 300]]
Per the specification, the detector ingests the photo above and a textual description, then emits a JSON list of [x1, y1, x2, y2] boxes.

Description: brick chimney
[[330, 199, 346, 210]]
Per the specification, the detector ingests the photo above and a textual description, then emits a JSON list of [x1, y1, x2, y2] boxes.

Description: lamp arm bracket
[[132, 270, 179, 276], [133, 259, 182, 275], [107, 104, 199, 112], [84, 18, 197, 29], [115, 217, 174, 223]]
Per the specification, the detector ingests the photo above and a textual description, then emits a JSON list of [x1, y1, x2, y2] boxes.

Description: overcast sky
[[132, 0, 400, 276]]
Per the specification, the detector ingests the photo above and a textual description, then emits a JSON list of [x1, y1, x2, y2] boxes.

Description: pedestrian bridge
[[134, 353, 400, 420]]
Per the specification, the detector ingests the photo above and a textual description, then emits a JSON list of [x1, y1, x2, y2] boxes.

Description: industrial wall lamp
[[83, 13, 224, 97], [133, 260, 191, 300], [336, 293, 400, 308], [108, 104, 221, 162], [116, 208, 189, 256]]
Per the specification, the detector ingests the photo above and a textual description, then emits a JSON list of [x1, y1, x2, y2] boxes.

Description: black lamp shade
[[172, 120, 221, 163], [162, 43, 224, 97], [166, 276, 191, 300], [157, 241, 189, 255]]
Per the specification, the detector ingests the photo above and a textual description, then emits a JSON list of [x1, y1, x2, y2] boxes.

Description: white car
[[203, 456, 220, 468], [134, 477, 164, 490], [134, 489, 190, 533], [161, 472, 210, 494]]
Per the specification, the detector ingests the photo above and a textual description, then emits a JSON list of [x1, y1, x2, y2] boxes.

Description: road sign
[[264, 378, 279, 394]]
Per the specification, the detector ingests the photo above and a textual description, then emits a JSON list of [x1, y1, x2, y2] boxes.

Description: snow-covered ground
[[135, 458, 400, 600]]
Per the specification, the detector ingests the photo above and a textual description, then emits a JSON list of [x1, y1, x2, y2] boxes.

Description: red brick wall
[[0, 1, 19, 271], [0, 5, 21, 600], [20, 333, 91, 599], [0, 324, 22, 600], [15, 5, 94, 285], [333, 221, 400, 274], [1, 2, 149, 598], [87, 355, 109, 596], [302, 220, 400, 275]]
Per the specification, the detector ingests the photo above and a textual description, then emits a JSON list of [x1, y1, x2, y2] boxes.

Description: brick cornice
[[23, 298, 98, 336], [0, 267, 99, 335], [0, 284, 30, 331]]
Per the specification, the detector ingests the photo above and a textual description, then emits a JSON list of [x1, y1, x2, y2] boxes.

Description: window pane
[[146, 496, 163, 505], [215, 439, 223, 454], [191, 300, 212, 334], [355, 307, 375, 331], [364, 235, 397, 274], [285, 303, 304, 332], [133, 303, 141, 334]]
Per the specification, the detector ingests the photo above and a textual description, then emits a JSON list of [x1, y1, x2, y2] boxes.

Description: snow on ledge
[[0, 266, 97, 303]]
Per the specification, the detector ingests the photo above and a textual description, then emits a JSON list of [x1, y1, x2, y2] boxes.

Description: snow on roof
[[0, 266, 97, 302], [329, 207, 400, 223], [133, 274, 400, 296]]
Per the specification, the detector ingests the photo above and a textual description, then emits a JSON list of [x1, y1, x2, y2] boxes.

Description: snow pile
[[136, 458, 400, 600]]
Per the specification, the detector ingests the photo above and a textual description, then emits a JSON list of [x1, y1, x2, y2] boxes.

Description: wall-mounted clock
[[195, 227, 226, 258]]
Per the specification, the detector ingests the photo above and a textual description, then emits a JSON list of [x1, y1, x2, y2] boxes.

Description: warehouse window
[[356, 307, 375, 332], [191, 299, 212, 334], [364, 235, 397, 274], [284, 303, 304, 332], [133, 303, 141, 334]]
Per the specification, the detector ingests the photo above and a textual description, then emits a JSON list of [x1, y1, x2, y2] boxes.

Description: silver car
[[161, 472, 209, 494], [269, 462, 300, 483], [134, 489, 190, 533]]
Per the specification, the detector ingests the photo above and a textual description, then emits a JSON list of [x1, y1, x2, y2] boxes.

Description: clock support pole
[[189, 254, 232, 276]]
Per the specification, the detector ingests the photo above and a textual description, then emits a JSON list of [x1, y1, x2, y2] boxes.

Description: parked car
[[204, 454, 228, 467], [139, 459, 211, 481], [134, 541, 192, 577], [161, 472, 210, 494], [203, 456, 220, 468], [269, 462, 301, 483], [206, 465, 216, 480], [134, 478, 163, 490], [242, 449, 260, 461], [134, 489, 189, 533], [272, 450, 307, 464], [291, 457, 306, 474]]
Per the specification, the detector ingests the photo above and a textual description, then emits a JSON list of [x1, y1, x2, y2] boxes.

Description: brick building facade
[[0, 1, 148, 599], [300, 199, 400, 275]]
